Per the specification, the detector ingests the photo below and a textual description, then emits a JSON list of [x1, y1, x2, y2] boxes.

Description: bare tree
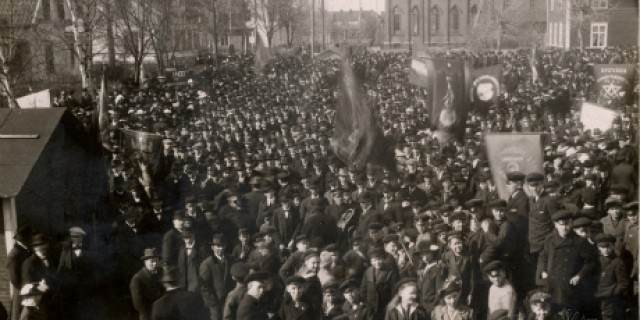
[[112, 0, 152, 83], [280, 0, 308, 47], [146, 0, 183, 73], [467, 0, 543, 50], [253, 0, 288, 46]]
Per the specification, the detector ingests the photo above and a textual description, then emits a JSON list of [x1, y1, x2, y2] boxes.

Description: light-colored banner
[[580, 101, 619, 132], [16, 89, 52, 109], [486, 133, 544, 200]]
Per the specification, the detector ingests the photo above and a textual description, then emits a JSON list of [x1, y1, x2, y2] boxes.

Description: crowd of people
[[7, 46, 639, 320]]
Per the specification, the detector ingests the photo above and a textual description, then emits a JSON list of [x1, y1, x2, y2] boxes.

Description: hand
[[279, 244, 285, 251], [37, 280, 49, 292], [541, 272, 548, 279], [569, 275, 580, 286], [481, 220, 490, 232]]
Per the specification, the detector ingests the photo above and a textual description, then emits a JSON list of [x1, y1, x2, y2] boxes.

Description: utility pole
[[321, 0, 325, 51], [358, 0, 362, 44], [310, 0, 315, 56]]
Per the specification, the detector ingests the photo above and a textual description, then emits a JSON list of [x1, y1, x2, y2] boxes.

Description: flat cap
[[483, 260, 504, 274], [572, 216, 592, 228], [552, 210, 573, 221], [284, 275, 305, 285], [595, 233, 615, 245], [506, 171, 525, 182], [230, 262, 249, 278], [244, 271, 268, 284], [525, 172, 544, 183], [530, 291, 551, 304], [488, 199, 507, 209]]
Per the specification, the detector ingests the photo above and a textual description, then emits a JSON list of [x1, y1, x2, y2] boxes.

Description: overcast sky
[[324, 0, 385, 13]]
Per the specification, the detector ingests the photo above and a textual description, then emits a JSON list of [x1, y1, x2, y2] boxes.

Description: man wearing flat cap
[[526, 172, 558, 293], [355, 192, 383, 242], [131, 248, 164, 320], [594, 234, 631, 320], [601, 197, 626, 241], [237, 272, 269, 320], [279, 276, 314, 320], [536, 210, 597, 314], [339, 279, 374, 320]]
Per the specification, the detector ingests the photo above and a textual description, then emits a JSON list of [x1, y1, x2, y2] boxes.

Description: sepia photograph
[[0, 0, 638, 319]]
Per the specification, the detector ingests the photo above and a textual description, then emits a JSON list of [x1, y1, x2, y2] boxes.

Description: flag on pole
[[592, 64, 636, 108], [330, 56, 395, 172], [431, 59, 471, 144], [95, 74, 111, 151], [530, 47, 540, 83], [470, 64, 502, 113], [485, 133, 544, 200]]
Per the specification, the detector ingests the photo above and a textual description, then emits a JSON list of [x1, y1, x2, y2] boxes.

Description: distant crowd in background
[[7, 46, 638, 320]]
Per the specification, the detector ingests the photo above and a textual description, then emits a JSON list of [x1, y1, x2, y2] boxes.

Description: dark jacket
[[237, 294, 269, 320], [279, 300, 315, 320], [199, 254, 234, 308], [151, 288, 208, 320], [536, 231, 597, 307], [360, 266, 398, 314], [130, 267, 165, 320], [595, 253, 631, 299], [528, 193, 558, 253], [416, 262, 447, 313]]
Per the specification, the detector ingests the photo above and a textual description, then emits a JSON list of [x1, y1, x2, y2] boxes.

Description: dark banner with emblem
[[431, 59, 471, 144], [485, 133, 544, 200], [470, 64, 502, 114], [593, 64, 635, 108]]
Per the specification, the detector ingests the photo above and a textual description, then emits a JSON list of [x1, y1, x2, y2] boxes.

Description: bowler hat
[[244, 271, 268, 284], [141, 248, 160, 260], [230, 262, 249, 279]]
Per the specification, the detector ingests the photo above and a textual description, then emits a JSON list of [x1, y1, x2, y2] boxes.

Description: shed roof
[[0, 108, 65, 198]]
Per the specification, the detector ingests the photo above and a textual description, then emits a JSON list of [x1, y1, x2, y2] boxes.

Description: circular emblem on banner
[[597, 74, 628, 105], [471, 75, 500, 103]]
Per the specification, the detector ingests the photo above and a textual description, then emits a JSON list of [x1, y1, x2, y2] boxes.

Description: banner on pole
[[486, 133, 544, 200], [408, 58, 434, 89], [592, 64, 635, 108], [580, 102, 619, 132], [431, 59, 471, 144], [16, 89, 52, 109]]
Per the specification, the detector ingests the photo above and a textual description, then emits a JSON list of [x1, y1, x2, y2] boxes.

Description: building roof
[[0, 108, 65, 198]]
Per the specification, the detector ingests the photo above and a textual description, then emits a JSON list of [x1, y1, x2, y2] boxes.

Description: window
[[431, 6, 440, 34], [451, 6, 461, 33], [220, 35, 229, 46], [56, 0, 65, 20], [45, 43, 55, 74], [411, 6, 419, 35], [393, 7, 401, 34], [470, 5, 478, 26], [556, 0, 564, 10], [590, 22, 607, 47], [549, 0, 554, 11], [42, 0, 51, 21], [592, 0, 608, 9], [503, 0, 510, 10]]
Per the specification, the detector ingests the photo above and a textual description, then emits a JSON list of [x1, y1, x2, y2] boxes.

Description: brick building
[[546, 0, 638, 49], [383, 0, 546, 48]]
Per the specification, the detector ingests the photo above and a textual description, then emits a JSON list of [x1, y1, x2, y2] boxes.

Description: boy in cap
[[322, 281, 342, 319], [279, 276, 314, 320], [360, 248, 398, 319], [130, 248, 164, 320], [525, 291, 553, 320], [594, 234, 631, 320], [601, 198, 626, 240], [279, 235, 310, 281], [339, 279, 374, 320], [236, 272, 269, 320], [484, 260, 517, 320], [414, 240, 447, 314], [443, 231, 473, 307]]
